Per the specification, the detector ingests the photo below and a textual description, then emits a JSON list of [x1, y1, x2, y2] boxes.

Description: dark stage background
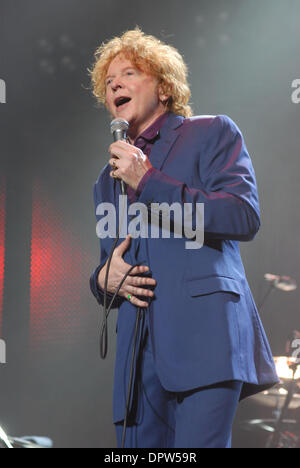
[[0, 0, 300, 448]]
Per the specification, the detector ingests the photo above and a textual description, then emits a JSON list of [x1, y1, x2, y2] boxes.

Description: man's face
[[105, 54, 166, 138]]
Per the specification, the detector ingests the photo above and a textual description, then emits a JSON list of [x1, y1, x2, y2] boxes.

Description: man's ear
[[158, 85, 170, 104]]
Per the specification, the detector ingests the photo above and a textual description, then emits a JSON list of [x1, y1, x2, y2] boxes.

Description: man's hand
[[108, 140, 152, 190], [98, 235, 156, 307]]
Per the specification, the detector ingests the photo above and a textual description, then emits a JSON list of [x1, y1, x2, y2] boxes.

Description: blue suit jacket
[[90, 113, 279, 423]]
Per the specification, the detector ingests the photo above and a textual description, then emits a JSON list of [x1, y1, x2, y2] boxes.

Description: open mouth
[[115, 96, 132, 109]]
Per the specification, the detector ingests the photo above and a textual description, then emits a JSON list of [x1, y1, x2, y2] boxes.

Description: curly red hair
[[89, 28, 193, 118]]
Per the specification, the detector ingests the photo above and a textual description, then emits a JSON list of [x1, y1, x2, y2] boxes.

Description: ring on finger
[[127, 294, 132, 301]]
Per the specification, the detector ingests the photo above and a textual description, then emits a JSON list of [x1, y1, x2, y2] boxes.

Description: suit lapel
[[114, 113, 185, 262], [149, 113, 184, 171], [130, 113, 184, 259]]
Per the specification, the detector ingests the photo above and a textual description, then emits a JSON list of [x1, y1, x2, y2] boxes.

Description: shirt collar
[[134, 112, 170, 145]]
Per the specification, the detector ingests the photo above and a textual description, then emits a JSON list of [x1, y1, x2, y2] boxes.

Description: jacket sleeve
[[89, 178, 124, 308], [137, 114, 260, 242]]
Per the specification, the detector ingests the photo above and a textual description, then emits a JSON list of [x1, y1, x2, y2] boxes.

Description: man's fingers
[[128, 264, 150, 275], [125, 294, 149, 308], [129, 276, 156, 287], [126, 285, 155, 298]]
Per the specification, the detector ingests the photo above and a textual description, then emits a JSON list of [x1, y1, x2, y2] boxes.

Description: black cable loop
[[100, 181, 145, 359], [99, 178, 150, 448], [100, 262, 143, 358]]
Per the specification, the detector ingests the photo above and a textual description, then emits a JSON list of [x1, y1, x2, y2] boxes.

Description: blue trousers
[[115, 327, 242, 448]]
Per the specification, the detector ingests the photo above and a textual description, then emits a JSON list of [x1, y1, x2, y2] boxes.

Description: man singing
[[89, 28, 278, 448]]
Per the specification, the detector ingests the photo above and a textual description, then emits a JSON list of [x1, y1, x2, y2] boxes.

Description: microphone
[[286, 330, 300, 357], [111, 118, 129, 142], [110, 118, 129, 196], [264, 273, 297, 292]]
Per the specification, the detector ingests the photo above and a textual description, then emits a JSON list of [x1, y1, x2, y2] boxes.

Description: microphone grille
[[110, 118, 129, 134]]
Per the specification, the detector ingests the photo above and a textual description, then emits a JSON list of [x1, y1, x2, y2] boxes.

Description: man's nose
[[111, 77, 124, 92]]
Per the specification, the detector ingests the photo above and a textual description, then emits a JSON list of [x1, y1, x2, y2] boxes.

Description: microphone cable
[[99, 179, 148, 448], [100, 181, 144, 359], [99, 118, 154, 447]]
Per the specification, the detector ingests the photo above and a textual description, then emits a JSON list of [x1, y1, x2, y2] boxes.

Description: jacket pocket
[[186, 275, 243, 297]]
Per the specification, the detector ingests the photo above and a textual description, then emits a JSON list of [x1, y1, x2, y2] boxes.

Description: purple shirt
[[126, 112, 170, 204]]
